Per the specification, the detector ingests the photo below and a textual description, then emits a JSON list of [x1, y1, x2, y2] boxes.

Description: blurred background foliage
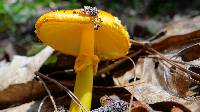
[[0, 0, 200, 56]]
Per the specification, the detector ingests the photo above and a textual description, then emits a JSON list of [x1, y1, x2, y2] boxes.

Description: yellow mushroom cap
[[35, 9, 130, 60]]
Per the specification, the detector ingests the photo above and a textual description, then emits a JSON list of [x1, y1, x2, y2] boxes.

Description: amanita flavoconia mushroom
[[35, 6, 130, 112]]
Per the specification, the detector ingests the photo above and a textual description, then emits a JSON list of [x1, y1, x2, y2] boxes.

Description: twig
[[122, 56, 136, 112], [47, 50, 142, 78], [148, 55, 200, 68], [37, 76, 58, 112], [147, 30, 167, 41], [38, 96, 48, 112], [129, 39, 200, 83], [146, 47, 200, 84], [58, 80, 144, 89], [158, 59, 191, 97], [35, 72, 89, 112], [149, 55, 200, 90], [97, 49, 142, 76], [129, 39, 149, 47]]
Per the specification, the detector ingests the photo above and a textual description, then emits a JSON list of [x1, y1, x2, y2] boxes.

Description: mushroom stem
[[70, 25, 99, 112], [70, 66, 93, 112]]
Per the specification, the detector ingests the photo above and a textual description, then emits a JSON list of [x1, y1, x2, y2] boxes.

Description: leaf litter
[[1, 16, 200, 112]]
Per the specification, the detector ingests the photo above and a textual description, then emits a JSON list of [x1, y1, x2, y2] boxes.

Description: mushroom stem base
[[69, 65, 93, 112]]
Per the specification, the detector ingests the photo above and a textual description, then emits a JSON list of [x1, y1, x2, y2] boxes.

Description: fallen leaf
[[176, 43, 200, 62], [0, 101, 39, 112], [124, 58, 199, 111], [171, 106, 184, 112], [130, 101, 155, 112], [0, 46, 54, 91], [150, 16, 200, 52]]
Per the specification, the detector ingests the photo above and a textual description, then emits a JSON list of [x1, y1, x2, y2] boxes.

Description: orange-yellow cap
[[35, 9, 130, 60]]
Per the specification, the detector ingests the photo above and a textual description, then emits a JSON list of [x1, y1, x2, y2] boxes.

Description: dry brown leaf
[[130, 101, 155, 112], [112, 15, 200, 112], [123, 58, 199, 112], [113, 68, 135, 86], [156, 61, 190, 96], [171, 106, 184, 112], [150, 16, 200, 52], [176, 43, 200, 62], [151, 101, 191, 112], [0, 78, 131, 110]]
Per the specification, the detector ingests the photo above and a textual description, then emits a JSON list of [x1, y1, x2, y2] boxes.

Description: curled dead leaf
[[150, 16, 200, 52]]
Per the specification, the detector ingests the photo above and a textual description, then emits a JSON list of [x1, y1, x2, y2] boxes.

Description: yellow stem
[[70, 65, 93, 112], [69, 24, 98, 112]]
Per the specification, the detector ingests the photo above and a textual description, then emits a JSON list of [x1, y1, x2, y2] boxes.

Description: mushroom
[[35, 6, 130, 112]]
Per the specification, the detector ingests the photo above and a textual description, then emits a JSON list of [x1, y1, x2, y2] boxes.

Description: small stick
[[37, 76, 58, 112], [146, 47, 200, 84], [35, 72, 89, 112], [122, 56, 136, 112], [47, 50, 142, 78], [129, 39, 149, 47], [148, 55, 200, 68], [97, 49, 142, 76], [58, 80, 144, 89], [38, 96, 48, 112], [149, 55, 200, 85], [148, 30, 167, 41]]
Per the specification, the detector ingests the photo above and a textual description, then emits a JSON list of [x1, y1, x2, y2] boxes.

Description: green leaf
[[11, 3, 24, 13], [0, 14, 13, 32], [26, 44, 45, 56], [0, 0, 5, 13], [44, 55, 58, 65]]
